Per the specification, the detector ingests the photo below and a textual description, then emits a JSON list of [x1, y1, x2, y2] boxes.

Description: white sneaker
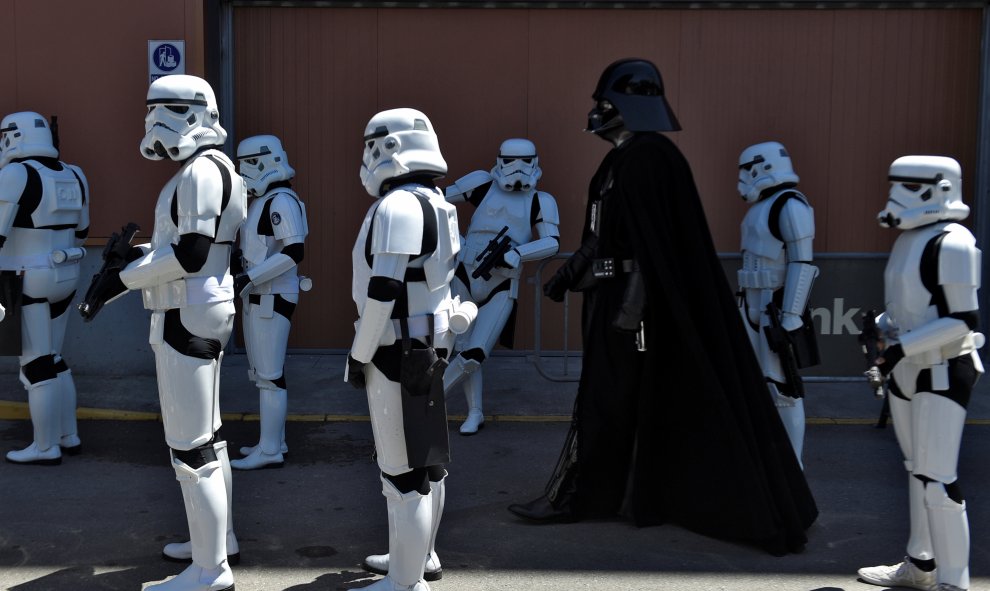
[[934, 585, 966, 591], [363, 551, 442, 581], [6, 442, 62, 465], [162, 532, 240, 565], [858, 558, 936, 591], [144, 562, 234, 591], [60, 434, 82, 455], [230, 447, 284, 470], [459, 410, 485, 435], [239, 442, 288, 456], [357, 575, 429, 591]]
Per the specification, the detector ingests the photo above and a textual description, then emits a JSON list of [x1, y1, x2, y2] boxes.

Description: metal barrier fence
[[530, 253, 581, 382]]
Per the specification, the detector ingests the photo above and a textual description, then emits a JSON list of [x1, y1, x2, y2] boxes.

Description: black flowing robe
[[568, 132, 817, 555]]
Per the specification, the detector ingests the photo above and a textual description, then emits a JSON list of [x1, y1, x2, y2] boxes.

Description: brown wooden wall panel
[[0, 0, 206, 241], [232, 7, 981, 350]]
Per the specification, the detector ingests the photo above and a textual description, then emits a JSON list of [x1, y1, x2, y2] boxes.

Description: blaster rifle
[[857, 309, 891, 427], [764, 300, 804, 398], [78, 222, 140, 322], [471, 225, 512, 281]]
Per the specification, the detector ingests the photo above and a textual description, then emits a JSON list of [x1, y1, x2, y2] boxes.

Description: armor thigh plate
[[152, 339, 223, 450], [910, 391, 967, 483], [245, 304, 291, 380], [365, 363, 411, 475]]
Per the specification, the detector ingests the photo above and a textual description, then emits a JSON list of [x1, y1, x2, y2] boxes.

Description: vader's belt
[[591, 258, 635, 279]]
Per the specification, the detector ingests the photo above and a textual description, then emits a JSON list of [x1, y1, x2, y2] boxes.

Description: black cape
[[569, 133, 817, 555]]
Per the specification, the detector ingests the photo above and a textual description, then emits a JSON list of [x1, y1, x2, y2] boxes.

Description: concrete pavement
[[0, 353, 988, 590]]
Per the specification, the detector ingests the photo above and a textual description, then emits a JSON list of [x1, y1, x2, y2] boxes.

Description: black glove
[[543, 269, 571, 302], [347, 354, 367, 389], [234, 273, 251, 298], [877, 343, 905, 376], [544, 235, 598, 302]]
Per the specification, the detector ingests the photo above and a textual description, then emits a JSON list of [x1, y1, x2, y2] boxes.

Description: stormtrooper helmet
[[587, 58, 681, 135], [141, 75, 226, 162], [492, 138, 541, 192], [879, 155, 968, 229], [737, 141, 800, 203], [360, 108, 447, 198], [237, 135, 295, 196], [0, 112, 58, 167]]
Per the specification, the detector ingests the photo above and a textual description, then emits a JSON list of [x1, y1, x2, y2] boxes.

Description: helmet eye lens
[[166, 105, 190, 114], [502, 158, 516, 165], [243, 158, 258, 166], [521, 158, 533, 164], [901, 183, 923, 192]]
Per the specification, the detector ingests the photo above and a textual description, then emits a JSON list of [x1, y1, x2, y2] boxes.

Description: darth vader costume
[[510, 59, 817, 555]]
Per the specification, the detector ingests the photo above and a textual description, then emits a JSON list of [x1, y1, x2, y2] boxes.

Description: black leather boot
[[508, 495, 578, 524]]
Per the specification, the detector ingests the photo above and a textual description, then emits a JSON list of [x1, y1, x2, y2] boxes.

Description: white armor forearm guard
[[351, 296, 396, 364], [247, 252, 296, 286], [899, 316, 980, 359], [515, 236, 559, 263], [120, 246, 187, 291], [781, 261, 818, 318]]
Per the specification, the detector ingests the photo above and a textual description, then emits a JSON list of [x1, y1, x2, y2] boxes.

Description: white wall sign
[[148, 40, 185, 83]]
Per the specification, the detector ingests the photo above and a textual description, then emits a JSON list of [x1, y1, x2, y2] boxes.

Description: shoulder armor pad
[[371, 190, 425, 255], [269, 190, 309, 241], [446, 170, 493, 200], [177, 155, 225, 218], [938, 224, 980, 288], [776, 192, 815, 243], [535, 191, 560, 226]]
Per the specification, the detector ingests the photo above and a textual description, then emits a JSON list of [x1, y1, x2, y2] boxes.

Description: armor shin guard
[[382, 476, 432, 588], [907, 475, 935, 561], [926, 482, 970, 590], [172, 455, 228, 570], [57, 368, 79, 445], [774, 395, 805, 469]]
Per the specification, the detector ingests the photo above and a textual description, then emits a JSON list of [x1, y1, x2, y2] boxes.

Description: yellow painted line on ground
[[1, 400, 988, 426]]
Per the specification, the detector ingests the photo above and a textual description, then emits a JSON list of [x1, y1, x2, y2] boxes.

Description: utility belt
[[0, 247, 86, 271], [142, 274, 234, 310], [591, 258, 635, 279], [737, 268, 785, 290], [389, 310, 450, 343]]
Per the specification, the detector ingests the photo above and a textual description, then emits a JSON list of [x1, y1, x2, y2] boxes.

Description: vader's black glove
[[543, 235, 597, 302]]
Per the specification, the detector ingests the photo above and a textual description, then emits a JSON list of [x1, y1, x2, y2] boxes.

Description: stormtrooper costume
[[228, 134, 308, 471], [736, 141, 817, 468], [347, 108, 465, 591], [0, 111, 89, 465], [857, 156, 982, 591], [117, 75, 245, 591], [443, 138, 559, 434]]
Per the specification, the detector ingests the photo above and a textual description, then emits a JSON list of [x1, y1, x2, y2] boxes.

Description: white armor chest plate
[[243, 194, 277, 266], [884, 224, 947, 334], [462, 187, 534, 264]]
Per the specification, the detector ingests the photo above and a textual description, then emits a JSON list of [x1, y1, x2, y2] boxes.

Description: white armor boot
[[364, 477, 445, 581], [770, 384, 805, 469], [149, 456, 233, 591], [232, 387, 286, 470], [164, 440, 241, 565], [57, 367, 81, 453], [359, 478, 433, 591], [459, 371, 485, 435], [6, 378, 62, 465]]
